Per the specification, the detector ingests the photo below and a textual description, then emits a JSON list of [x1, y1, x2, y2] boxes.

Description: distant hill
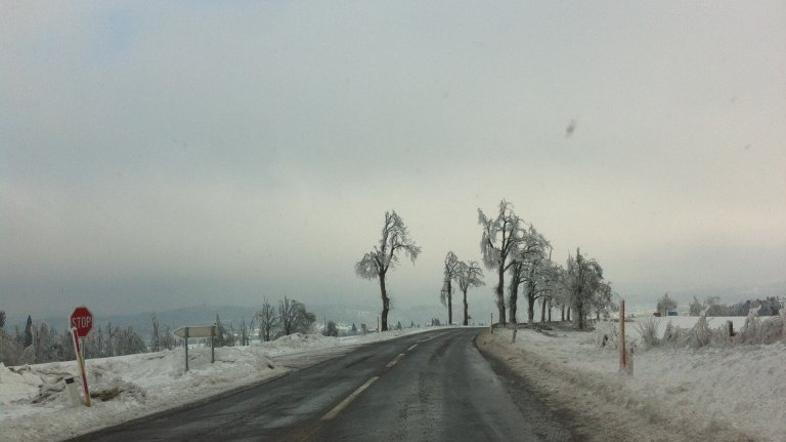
[[4, 301, 494, 340]]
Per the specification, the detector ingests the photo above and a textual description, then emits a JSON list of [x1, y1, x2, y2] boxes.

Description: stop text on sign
[[71, 316, 92, 328]]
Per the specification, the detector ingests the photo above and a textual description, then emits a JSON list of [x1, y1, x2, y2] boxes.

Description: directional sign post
[[174, 325, 217, 372], [70, 306, 93, 407]]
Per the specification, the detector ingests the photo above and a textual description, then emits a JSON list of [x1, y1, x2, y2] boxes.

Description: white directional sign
[[174, 325, 216, 338], [174, 324, 218, 371]]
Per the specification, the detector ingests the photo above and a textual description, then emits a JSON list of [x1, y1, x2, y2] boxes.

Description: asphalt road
[[73, 328, 574, 442]]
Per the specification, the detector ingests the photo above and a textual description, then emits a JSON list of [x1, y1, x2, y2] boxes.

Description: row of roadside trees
[[356, 200, 615, 331]]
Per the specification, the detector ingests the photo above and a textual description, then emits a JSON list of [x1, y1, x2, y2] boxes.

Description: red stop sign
[[70, 306, 93, 337]]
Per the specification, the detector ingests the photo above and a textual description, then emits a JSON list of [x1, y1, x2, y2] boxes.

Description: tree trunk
[[496, 266, 506, 325], [447, 280, 453, 325], [462, 288, 469, 326], [548, 300, 552, 322], [379, 273, 389, 331], [567, 306, 571, 322], [561, 305, 565, 322], [508, 273, 519, 324], [577, 302, 585, 330], [527, 292, 535, 324], [540, 298, 547, 323]]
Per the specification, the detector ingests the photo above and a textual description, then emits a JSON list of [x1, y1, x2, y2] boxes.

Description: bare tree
[[256, 299, 278, 342], [440, 251, 461, 325], [456, 260, 484, 326], [478, 200, 526, 325], [150, 314, 161, 352], [278, 297, 316, 335], [355, 211, 421, 331], [240, 319, 249, 346]]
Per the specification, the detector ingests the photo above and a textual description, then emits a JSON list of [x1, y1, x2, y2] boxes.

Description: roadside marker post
[[490, 313, 493, 334], [619, 299, 630, 375]]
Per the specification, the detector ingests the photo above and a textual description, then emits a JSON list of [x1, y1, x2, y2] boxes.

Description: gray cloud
[[2, 1, 785, 316]]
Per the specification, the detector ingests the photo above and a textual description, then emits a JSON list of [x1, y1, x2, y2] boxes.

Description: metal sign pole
[[619, 300, 626, 372], [210, 325, 215, 364]]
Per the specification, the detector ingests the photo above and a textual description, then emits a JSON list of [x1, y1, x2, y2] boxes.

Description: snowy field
[[0, 326, 449, 442], [480, 315, 786, 441]]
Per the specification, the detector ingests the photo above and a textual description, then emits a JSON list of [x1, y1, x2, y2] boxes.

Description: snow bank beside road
[[1, 346, 284, 442], [0, 326, 447, 442], [478, 324, 785, 441]]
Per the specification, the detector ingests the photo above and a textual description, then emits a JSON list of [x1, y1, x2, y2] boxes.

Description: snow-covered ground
[[478, 316, 786, 441], [0, 326, 447, 442]]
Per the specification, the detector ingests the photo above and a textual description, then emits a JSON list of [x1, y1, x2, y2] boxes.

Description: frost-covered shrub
[[683, 316, 728, 348], [736, 310, 784, 345], [593, 320, 619, 350], [737, 311, 761, 345], [635, 317, 661, 349], [661, 321, 677, 344]]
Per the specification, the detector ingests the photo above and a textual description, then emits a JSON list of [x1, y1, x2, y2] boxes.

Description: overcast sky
[[2, 1, 785, 317]]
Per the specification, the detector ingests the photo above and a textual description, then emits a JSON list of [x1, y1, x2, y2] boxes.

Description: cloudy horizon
[[2, 1, 785, 318]]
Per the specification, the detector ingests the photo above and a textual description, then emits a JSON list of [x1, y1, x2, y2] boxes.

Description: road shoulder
[[475, 329, 754, 442]]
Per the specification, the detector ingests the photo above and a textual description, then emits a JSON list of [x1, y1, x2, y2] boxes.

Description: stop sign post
[[70, 306, 93, 407]]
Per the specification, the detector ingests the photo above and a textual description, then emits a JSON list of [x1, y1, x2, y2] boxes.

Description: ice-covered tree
[[256, 299, 278, 342], [535, 260, 561, 323], [355, 211, 421, 331], [160, 325, 176, 350], [657, 293, 677, 316], [215, 314, 228, 347], [519, 226, 550, 324], [591, 282, 614, 320], [24, 315, 33, 348], [478, 200, 527, 325], [439, 251, 461, 325], [455, 260, 484, 326], [565, 248, 604, 330], [689, 296, 703, 316], [323, 320, 338, 337], [278, 297, 316, 335]]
